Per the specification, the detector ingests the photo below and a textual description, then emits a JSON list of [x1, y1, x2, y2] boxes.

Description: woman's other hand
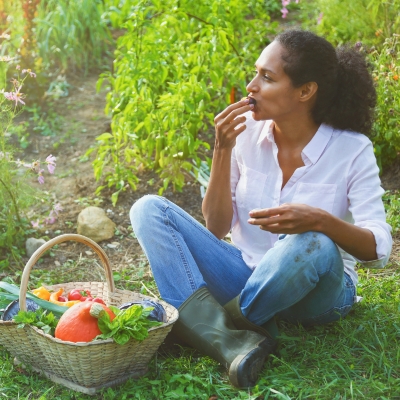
[[214, 98, 254, 150], [247, 203, 323, 234]]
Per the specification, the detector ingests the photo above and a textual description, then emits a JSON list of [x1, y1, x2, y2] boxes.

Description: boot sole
[[229, 338, 273, 388]]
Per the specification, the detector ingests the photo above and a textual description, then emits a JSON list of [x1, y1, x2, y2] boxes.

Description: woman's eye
[[263, 75, 272, 81]]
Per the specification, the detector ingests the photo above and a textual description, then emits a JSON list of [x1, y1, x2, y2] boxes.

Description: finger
[[229, 115, 247, 130], [249, 207, 283, 218], [259, 224, 284, 233], [215, 98, 251, 122], [248, 215, 283, 226], [224, 104, 254, 124]]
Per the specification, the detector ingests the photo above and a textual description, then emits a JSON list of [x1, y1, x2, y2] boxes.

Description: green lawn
[[1, 264, 399, 399]]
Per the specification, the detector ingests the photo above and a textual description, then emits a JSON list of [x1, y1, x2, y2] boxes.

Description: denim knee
[[292, 231, 342, 276], [297, 231, 337, 252], [130, 195, 165, 234]]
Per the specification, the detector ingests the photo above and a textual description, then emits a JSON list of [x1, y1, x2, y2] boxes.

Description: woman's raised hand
[[214, 98, 254, 150]]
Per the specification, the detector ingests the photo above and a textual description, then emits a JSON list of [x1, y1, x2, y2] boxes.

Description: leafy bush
[[34, 0, 111, 73], [300, 0, 400, 46], [93, 0, 279, 202], [369, 35, 400, 169], [383, 190, 400, 233]]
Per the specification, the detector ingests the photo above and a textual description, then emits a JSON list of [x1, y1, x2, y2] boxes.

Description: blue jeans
[[130, 195, 356, 327]]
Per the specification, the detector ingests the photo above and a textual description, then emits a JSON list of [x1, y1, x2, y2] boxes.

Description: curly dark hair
[[275, 29, 376, 135]]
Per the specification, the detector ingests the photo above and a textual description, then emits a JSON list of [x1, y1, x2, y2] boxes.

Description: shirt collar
[[257, 121, 334, 165]]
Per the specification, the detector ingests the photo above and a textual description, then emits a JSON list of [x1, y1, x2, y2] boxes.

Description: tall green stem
[[0, 176, 22, 224]]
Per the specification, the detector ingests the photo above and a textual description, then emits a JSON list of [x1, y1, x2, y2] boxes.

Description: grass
[[0, 257, 399, 399]]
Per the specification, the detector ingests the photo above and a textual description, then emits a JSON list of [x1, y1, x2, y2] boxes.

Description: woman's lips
[[248, 97, 256, 105], [242, 96, 256, 105]]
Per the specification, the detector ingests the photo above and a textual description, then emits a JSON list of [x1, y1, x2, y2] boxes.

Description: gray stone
[[77, 207, 116, 243], [26, 238, 47, 258]]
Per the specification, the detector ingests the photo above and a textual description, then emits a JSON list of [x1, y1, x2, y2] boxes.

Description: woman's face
[[246, 41, 304, 122]]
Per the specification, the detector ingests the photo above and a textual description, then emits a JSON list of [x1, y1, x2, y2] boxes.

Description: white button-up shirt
[[230, 114, 392, 285]]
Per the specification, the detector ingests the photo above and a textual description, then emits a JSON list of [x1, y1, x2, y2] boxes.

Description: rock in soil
[[25, 238, 47, 258], [77, 206, 116, 243]]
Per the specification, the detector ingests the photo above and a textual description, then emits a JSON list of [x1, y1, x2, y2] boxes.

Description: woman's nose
[[246, 77, 259, 94]]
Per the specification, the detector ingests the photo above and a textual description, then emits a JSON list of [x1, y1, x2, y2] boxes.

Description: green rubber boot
[[173, 287, 275, 388], [224, 295, 279, 340]]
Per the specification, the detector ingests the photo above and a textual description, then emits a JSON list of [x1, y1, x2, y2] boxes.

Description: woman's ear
[[299, 82, 318, 102]]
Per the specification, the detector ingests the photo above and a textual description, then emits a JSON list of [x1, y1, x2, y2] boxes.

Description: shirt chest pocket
[[236, 164, 268, 210], [292, 183, 337, 214]]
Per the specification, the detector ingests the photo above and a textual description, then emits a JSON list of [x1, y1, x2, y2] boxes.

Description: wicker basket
[[0, 234, 179, 395]]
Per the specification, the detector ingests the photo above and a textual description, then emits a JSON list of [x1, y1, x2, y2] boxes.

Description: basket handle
[[19, 234, 115, 311]]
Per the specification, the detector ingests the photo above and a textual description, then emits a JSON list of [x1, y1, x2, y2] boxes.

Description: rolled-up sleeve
[[230, 148, 240, 229], [347, 142, 392, 268]]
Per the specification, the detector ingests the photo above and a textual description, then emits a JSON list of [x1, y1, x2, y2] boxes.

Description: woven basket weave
[[0, 234, 179, 395]]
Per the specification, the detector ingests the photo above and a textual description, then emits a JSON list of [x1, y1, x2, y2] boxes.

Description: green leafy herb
[[95, 305, 162, 345], [13, 308, 59, 336]]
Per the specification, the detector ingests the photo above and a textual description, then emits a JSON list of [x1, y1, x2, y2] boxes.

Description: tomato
[[68, 289, 82, 301], [68, 289, 92, 301], [92, 298, 105, 305], [58, 296, 68, 302], [84, 297, 94, 301]]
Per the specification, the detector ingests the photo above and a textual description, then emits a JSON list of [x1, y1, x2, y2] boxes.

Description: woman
[[130, 29, 392, 389]]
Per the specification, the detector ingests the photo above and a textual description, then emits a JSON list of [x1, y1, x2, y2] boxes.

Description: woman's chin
[[251, 110, 267, 121]]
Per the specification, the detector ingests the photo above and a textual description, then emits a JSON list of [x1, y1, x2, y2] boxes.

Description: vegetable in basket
[[13, 308, 59, 336], [1, 298, 40, 321], [49, 288, 81, 308], [96, 304, 163, 345], [55, 301, 116, 343], [68, 289, 92, 301], [0, 281, 69, 317], [31, 286, 51, 300], [119, 300, 167, 322]]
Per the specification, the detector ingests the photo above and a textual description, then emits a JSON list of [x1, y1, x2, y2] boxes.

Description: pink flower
[[295, 0, 299, 3], [46, 154, 56, 174], [317, 12, 323, 24], [16, 65, 20, 70], [3, 92, 15, 101], [21, 68, 36, 78], [5, 85, 26, 106], [46, 154, 56, 164], [282, 0, 290, 6], [31, 160, 40, 173], [0, 56, 13, 62], [53, 203, 63, 215], [45, 216, 56, 225], [281, 7, 289, 18], [38, 170, 45, 184], [31, 220, 40, 228], [47, 163, 56, 174], [10, 78, 19, 87]]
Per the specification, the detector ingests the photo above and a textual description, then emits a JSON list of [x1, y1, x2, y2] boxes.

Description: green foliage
[[13, 308, 59, 336], [369, 35, 400, 169], [300, 0, 400, 46], [93, 0, 278, 201], [26, 103, 63, 137], [96, 304, 162, 345], [383, 190, 400, 233], [34, 0, 112, 73], [0, 96, 36, 266], [0, 59, 57, 267]]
